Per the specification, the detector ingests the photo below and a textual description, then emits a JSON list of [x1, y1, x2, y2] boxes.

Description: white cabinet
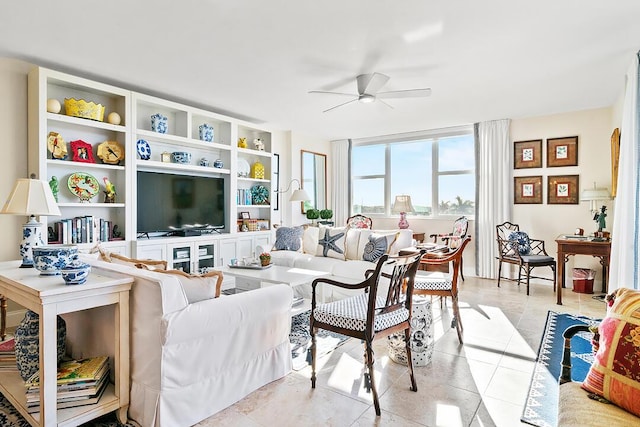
[[28, 67, 132, 254], [167, 241, 217, 273]]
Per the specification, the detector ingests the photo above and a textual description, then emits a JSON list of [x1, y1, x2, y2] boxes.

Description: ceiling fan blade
[[323, 98, 358, 113], [357, 72, 390, 95], [376, 88, 432, 99], [308, 90, 357, 98], [377, 98, 394, 109]]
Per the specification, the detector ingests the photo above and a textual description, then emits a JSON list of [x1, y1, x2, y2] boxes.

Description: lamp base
[[398, 212, 410, 229], [19, 215, 45, 268]]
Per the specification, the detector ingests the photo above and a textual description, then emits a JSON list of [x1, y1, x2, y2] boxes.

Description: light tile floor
[[196, 277, 606, 427]]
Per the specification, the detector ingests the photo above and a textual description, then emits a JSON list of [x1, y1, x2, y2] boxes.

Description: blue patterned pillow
[[274, 226, 304, 251], [508, 231, 531, 255], [363, 235, 388, 262]]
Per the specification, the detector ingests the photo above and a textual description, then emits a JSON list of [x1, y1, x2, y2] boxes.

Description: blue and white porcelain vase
[[213, 159, 224, 168], [198, 123, 214, 142], [151, 113, 168, 134], [14, 310, 67, 380]]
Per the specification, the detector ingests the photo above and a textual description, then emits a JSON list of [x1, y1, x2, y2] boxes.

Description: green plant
[[306, 209, 320, 220], [319, 209, 333, 220]]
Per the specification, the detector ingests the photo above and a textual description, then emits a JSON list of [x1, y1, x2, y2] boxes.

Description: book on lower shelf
[[0, 336, 16, 372], [24, 355, 110, 413]]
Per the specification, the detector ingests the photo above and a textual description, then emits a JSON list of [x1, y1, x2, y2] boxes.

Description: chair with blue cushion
[[496, 221, 556, 295], [309, 250, 424, 416]]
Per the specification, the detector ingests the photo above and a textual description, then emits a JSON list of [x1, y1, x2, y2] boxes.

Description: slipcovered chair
[[346, 214, 373, 229], [310, 250, 424, 415], [496, 221, 556, 295], [429, 216, 469, 280], [414, 236, 471, 344]]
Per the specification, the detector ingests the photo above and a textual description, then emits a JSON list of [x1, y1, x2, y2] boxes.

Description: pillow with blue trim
[[508, 231, 531, 255], [273, 226, 304, 251], [363, 235, 388, 262]]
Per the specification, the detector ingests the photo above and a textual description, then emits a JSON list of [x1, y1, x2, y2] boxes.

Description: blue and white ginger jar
[[15, 310, 66, 381], [151, 113, 168, 134], [198, 123, 214, 142]]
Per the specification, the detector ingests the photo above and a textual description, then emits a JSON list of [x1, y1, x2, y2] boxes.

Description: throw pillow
[[303, 226, 320, 254], [108, 253, 168, 270], [317, 226, 346, 260], [273, 226, 304, 251], [153, 269, 223, 303], [363, 235, 388, 262], [581, 287, 640, 417], [508, 231, 531, 255]]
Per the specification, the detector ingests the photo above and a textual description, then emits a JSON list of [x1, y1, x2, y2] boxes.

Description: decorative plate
[[67, 172, 100, 202], [251, 185, 269, 205], [136, 139, 151, 160], [238, 158, 250, 177]]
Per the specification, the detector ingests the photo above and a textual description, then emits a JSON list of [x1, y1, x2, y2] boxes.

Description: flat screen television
[[137, 171, 225, 234]]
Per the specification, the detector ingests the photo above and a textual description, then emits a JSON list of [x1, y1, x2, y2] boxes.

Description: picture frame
[[547, 174, 579, 204], [256, 219, 270, 231], [514, 140, 542, 169], [70, 140, 95, 163], [514, 176, 543, 204], [240, 211, 250, 220], [546, 136, 578, 167], [611, 128, 620, 198]]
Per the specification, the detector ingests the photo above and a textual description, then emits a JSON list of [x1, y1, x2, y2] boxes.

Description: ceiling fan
[[309, 72, 431, 113]]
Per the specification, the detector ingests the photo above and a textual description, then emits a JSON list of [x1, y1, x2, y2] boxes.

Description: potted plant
[[259, 252, 271, 267], [306, 208, 320, 224], [319, 209, 333, 225]]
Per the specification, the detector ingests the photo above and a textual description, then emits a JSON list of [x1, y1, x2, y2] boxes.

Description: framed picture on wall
[[514, 140, 542, 169], [611, 128, 620, 198], [514, 176, 543, 204], [547, 174, 579, 204], [547, 136, 578, 167]]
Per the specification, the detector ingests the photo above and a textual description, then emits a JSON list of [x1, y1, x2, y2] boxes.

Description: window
[[351, 126, 475, 218]]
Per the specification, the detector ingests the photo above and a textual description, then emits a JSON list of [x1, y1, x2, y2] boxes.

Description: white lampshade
[[1, 178, 61, 216], [580, 183, 610, 212], [290, 188, 310, 202], [391, 195, 415, 214]]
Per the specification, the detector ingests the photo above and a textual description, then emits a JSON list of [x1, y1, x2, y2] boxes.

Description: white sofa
[[79, 256, 293, 427], [269, 226, 413, 301]]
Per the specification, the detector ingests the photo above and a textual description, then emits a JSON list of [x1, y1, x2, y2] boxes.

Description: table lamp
[[1, 176, 61, 267], [391, 195, 415, 229], [580, 182, 610, 232]]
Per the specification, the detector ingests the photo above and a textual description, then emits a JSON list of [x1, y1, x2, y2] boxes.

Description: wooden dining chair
[[429, 216, 469, 280], [413, 236, 471, 343], [309, 250, 424, 415]]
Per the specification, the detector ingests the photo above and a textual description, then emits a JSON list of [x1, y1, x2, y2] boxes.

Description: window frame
[[351, 125, 475, 219]]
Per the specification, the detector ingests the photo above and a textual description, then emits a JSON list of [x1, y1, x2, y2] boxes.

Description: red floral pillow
[[582, 287, 640, 416]]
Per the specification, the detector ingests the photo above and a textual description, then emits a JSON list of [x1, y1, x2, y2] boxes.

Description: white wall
[[511, 107, 614, 287]]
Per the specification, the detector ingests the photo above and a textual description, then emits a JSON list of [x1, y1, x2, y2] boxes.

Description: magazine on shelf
[[26, 369, 109, 402], [25, 378, 108, 413], [24, 356, 109, 387]]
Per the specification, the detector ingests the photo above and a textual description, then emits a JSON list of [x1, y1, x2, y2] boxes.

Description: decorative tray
[[228, 264, 272, 270]]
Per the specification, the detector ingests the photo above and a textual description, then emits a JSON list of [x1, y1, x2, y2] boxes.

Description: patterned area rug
[[521, 311, 600, 427], [290, 310, 351, 370]]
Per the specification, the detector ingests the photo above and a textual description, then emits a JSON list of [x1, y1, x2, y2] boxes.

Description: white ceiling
[[2, 1, 639, 141]]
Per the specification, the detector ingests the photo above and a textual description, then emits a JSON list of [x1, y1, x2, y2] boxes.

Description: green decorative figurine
[[594, 205, 607, 232], [49, 176, 59, 202]]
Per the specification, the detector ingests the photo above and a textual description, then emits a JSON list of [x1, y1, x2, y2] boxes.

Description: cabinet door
[[254, 234, 272, 253], [196, 242, 216, 271], [135, 243, 166, 261], [236, 236, 255, 260], [219, 239, 238, 266], [168, 243, 192, 273]]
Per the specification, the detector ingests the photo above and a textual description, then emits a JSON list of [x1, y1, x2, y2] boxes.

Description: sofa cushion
[[303, 226, 320, 254], [581, 287, 640, 417], [559, 381, 640, 426], [273, 226, 304, 251], [152, 269, 223, 303], [317, 226, 347, 260]]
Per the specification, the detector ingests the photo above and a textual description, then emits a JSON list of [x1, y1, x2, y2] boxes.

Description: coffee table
[[215, 265, 330, 315]]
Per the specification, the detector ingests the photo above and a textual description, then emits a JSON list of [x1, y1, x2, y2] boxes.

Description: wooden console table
[[555, 236, 611, 305], [0, 261, 132, 427]]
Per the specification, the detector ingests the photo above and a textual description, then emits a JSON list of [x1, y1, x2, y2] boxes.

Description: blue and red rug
[[521, 311, 600, 427]]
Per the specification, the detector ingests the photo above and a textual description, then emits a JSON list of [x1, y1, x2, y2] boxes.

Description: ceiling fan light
[[359, 94, 376, 104]]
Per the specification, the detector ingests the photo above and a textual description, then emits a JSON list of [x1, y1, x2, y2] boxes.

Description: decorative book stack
[[24, 355, 109, 413], [0, 336, 16, 371]]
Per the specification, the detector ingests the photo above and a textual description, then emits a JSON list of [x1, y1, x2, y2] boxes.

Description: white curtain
[[475, 119, 511, 278], [331, 139, 350, 227], [609, 51, 640, 291]]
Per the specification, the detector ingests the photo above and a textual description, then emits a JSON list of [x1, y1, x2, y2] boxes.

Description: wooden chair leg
[[405, 327, 417, 392], [365, 339, 381, 416], [310, 322, 317, 389], [452, 294, 463, 344], [526, 265, 531, 295], [497, 261, 503, 288], [551, 264, 557, 291], [460, 256, 465, 281], [0, 296, 6, 341]]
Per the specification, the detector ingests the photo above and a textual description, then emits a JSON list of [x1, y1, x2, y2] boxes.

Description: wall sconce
[[391, 194, 415, 229], [1, 175, 61, 267], [275, 179, 310, 202]]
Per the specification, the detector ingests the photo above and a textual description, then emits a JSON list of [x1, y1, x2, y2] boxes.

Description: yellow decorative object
[[47, 131, 68, 159], [237, 137, 248, 148], [64, 98, 105, 121], [250, 161, 265, 179], [97, 140, 125, 165]]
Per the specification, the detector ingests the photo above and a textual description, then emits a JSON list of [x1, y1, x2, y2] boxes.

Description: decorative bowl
[[61, 261, 91, 285], [172, 151, 192, 164], [32, 245, 79, 276], [151, 113, 168, 133], [64, 98, 105, 121]]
